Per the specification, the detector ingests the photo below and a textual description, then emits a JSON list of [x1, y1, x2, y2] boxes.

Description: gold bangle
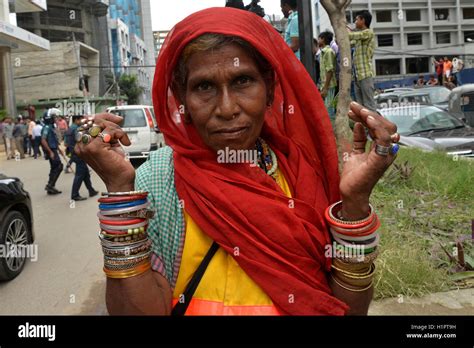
[[334, 249, 380, 264], [331, 263, 375, 278], [332, 257, 374, 273], [331, 274, 374, 292], [104, 261, 151, 279], [333, 272, 374, 288]]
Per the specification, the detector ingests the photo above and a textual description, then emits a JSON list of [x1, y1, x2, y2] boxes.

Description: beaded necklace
[[255, 138, 278, 180]]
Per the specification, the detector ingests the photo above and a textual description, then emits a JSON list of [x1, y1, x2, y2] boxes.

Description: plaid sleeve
[[135, 147, 186, 289]]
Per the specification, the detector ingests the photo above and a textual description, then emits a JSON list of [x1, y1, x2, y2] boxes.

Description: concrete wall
[[12, 41, 99, 103]]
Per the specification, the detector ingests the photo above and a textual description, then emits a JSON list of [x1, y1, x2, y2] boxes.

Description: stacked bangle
[[325, 200, 381, 292], [98, 191, 154, 279]]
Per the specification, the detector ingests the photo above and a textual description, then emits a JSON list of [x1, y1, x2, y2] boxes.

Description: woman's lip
[[212, 126, 249, 134], [212, 126, 249, 138]]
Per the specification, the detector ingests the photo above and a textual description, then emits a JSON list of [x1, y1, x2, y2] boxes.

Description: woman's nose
[[215, 87, 240, 120]]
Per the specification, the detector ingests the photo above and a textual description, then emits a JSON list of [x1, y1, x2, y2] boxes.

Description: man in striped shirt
[[349, 10, 377, 111]]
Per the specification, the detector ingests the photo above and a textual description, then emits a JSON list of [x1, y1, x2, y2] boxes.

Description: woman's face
[[184, 43, 269, 152]]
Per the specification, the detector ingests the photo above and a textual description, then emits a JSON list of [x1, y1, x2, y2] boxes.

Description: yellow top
[[172, 168, 292, 315]]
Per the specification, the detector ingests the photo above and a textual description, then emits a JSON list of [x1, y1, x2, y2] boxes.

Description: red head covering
[[152, 7, 348, 315]]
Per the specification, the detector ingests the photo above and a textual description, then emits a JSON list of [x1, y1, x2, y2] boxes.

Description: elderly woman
[[76, 8, 398, 316]]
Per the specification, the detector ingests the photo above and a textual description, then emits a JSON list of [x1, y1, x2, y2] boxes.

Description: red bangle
[[325, 201, 375, 229], [101, 229, 130, 236], [330, 215, 381, 237], [99, 218, 146, 226], [98, 195, 148, 203]]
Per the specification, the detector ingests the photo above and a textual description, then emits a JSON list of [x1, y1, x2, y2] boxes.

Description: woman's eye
[[236, 76, 252, 85], [197, 82, 213, 91]]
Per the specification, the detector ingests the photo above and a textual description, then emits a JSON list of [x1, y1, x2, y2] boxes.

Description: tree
[[320, 0, 353, 170], [118, 74, 143, 105]]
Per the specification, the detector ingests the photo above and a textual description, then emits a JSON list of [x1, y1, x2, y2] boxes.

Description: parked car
[[376, 91, 432, 108], [448, 84, 474, 127], [382, 87, 415, 94], [106, 105, 165, 160], [378, 105, 474, 158], [417, 86, 451, 110], [0, 174, 34, 281]]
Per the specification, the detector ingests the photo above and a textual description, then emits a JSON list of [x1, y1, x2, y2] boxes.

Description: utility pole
[[297, 0, 316, 82], [72, 32, 90, 114]]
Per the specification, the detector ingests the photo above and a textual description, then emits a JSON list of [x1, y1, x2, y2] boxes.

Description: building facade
[[0, 0, 50, 118], [108, 0, 155, 105], [14, 0, 110, 102], [315, 0, 474, 82]]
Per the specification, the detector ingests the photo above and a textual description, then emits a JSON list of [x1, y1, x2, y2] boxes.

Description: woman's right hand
[[75, 113, 135, 192]]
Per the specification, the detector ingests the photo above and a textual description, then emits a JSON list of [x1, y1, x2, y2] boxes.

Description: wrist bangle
[[104, 261, 151, 279], [330, 274, 373, 292], [325, 201, 375, 228], [101, 191, 148, 197]]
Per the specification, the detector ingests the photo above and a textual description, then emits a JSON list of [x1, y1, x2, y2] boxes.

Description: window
[[406, 9, 421, 21], [407, 33, 423, 45], [434, 9, 449, 20], [463, 8, 474, 19], [376, 10, 392, 22], [465, 31, 474, 42], [376, 59, 401, 76], [406, 57, 429, 74], [378, 34, 394, 47], [436, 32, 451, 44]]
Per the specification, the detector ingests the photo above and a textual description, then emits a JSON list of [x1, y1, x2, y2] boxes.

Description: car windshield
[[381, 106, 465, 135], [426, 88, 451, 104], [110, 109, 146, 128]]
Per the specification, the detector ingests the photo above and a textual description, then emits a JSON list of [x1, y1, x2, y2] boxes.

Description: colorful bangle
[[101, 191, 148, 197], [98, 195, 149, 204], [98, 202, 151, 216], [99, 199, 148, 210], [99, 218, 146, 226], [325, 201, 375, 228], [330, 214, 380, 235], [104, 261, 151, 279], [333, 233, 380, 249], [331, 262, 374, 277], [330, 274, 374, 292], [100, 221, 148, 231]]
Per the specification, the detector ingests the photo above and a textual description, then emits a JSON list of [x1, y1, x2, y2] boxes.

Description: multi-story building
[[0, 0, 50, 117], [14, 0, 110, 103], [108, 0, 155, 105], [315, 0, 474, 84], [153, 30, 169, 58]]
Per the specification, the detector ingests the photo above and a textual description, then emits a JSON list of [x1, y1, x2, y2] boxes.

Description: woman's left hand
[[338, 102, 399, 220]]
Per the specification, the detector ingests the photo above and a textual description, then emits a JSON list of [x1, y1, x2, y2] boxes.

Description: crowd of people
[[0, 110, 97, 201]]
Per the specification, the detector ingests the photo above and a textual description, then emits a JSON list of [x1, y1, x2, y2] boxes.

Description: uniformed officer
[[41, 109, 64, 195]]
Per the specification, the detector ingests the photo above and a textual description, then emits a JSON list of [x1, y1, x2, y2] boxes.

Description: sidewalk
[[369, 288, 474, 315]]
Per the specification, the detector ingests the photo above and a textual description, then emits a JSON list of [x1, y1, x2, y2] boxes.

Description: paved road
[[0, 151, 107, 315]]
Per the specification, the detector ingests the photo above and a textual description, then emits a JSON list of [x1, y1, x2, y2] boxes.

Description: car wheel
[[0, 211, 30, 281]]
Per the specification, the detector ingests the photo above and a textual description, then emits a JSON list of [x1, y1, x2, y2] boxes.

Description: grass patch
[[372, 147, 474, 299]]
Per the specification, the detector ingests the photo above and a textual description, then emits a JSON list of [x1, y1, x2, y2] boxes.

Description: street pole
[[297, 0, 316, 83], [72, 32, 90, 114]]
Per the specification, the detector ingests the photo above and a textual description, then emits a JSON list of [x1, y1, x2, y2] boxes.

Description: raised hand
[[74, 114, 135, 192], [339, 102, 399, 220]]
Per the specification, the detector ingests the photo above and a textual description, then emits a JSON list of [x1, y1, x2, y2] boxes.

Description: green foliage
[[0, 109, 7, 120], [118, 74, 143, 105], [373, 147, 473, 299]]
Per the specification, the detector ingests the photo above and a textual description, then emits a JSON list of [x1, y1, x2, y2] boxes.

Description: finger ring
[[89, 126, 102, 138], [391, 143, 400, 155], [99, 132, 112, 143], [390, 133, 400, 143], [81, 134, 92, 145], [375, 144, 390, 156], [75, 131, 84, 143]]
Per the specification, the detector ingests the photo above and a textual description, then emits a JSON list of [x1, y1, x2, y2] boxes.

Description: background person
[[281, 0, 300, 60], [348, 10, 377, 111], [41, 110, 64, 195]]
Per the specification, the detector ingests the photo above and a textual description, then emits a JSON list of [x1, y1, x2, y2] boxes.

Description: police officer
[[41, 109, 64, 195], [66, 115, 98, 201]]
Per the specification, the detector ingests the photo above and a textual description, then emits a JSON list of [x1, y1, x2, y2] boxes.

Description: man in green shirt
[[349, 10, 377, 111], [318, 30, 337, 124]]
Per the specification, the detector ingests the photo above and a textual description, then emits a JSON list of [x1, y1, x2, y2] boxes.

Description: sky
[[150, 0, 283, 31]]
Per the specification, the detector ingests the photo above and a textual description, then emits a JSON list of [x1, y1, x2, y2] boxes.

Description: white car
[[106, 105, 165, 159]]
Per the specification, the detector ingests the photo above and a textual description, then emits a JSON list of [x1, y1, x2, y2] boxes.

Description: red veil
[[152, 7, 348, 315]]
